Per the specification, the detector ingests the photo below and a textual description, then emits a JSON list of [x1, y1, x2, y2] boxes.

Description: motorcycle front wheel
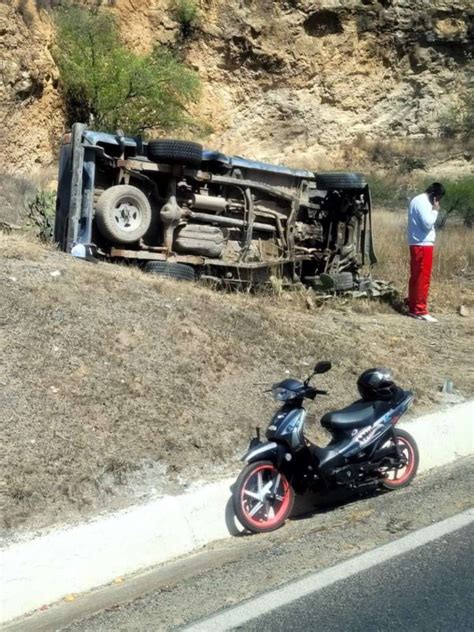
[[233, 460, 294, 533], [379, 428, 419, 490]]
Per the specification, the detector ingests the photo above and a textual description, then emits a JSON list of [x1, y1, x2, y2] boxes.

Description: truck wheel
[[316, 172, 367, 190], [147, 140, 203, 167], [144, 261, 195, 281], [95, 185, 152, 244], [320, 272, 354, 291], [333, 272, 354, 291]]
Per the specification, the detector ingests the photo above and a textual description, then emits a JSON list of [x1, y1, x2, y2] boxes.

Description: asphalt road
[[233, 521, 474, 632], [7, 458, 473, 632]]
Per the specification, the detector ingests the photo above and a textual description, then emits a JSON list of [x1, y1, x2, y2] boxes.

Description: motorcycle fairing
[[242, 441, 288, 466], [266, 407, 306, 450]]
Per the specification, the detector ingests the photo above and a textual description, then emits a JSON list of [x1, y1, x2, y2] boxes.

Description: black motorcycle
[[232, 362, 419, 533]]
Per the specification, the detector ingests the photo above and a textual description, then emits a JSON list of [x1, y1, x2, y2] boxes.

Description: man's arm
[[417, 195, 438, 230]]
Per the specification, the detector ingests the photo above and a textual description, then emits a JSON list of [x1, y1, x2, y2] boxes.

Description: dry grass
[[348, 135, 474, 172], [0, 231, 54, 260], [372, 209, 474, 312], [1, 232, 472, 534]]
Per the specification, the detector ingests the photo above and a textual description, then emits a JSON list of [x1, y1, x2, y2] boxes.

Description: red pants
[[408, 245, 434, 316]]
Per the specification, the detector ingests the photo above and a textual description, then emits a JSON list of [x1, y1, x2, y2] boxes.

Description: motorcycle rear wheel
[[379, 428, 419, 490], [233, 460, 294, 533]]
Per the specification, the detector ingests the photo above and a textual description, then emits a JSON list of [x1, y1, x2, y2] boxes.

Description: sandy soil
[[0, 234, 472, 533]]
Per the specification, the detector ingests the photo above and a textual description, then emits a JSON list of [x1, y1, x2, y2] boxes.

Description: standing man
[[407, 182, 445, 322]]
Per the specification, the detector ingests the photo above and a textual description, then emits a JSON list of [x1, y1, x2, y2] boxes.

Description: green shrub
[[368, 174, 418, 210], [53, 6, 201, 134], [369, 173, 474, 227], [26, 191, 57, 241], [441, 177, 474, 227], [171, 0, 199, 38]]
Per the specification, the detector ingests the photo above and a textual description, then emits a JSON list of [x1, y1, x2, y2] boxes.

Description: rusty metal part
[[116, 159, 212, 183], [191, 194, 227, 212], [160, 197, 182, 225], [138, 240, 168, 252], [186, 211, 275, 233], [254, 206, 287, 249], [240, 187, 255, 262], [286, 197, 299, 259], [108, 247, 302, 269], [211, 174, 296, 204], [160, 186, 182, 251]]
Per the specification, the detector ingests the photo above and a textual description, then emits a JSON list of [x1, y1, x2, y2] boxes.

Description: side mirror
[[314, 361, 332, 374]]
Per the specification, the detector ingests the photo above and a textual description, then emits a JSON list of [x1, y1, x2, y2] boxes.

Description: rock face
[[1, 0, 472, 172], [0, 2, 63, 173], [191, 0, 473, 166]]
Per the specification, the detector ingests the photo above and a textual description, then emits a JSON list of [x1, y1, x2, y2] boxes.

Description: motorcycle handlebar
[[314, 389, 328, 395]]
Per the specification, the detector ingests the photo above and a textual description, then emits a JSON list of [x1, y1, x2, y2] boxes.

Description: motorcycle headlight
[[272, 386, 298, 401]]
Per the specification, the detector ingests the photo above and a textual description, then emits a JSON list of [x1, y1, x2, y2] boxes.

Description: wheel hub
[[114, 201, 141, 231]]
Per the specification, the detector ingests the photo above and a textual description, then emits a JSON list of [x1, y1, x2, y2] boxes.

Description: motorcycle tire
[[379, 428, 419, 490], [232, 460, 294, 533]]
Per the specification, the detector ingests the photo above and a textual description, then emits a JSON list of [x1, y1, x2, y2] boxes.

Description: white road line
[[182, 508, 474, 632]]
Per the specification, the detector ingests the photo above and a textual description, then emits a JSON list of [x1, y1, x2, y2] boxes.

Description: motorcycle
[[232, 361, 418, 533]]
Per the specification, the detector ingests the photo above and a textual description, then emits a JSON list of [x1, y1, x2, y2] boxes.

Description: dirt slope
[[1, 234, 472, 533]]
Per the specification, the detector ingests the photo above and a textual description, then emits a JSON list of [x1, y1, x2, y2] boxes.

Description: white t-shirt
[[407, 193, 438, 246]]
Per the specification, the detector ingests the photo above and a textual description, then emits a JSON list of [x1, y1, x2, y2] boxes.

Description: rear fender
[[241, 441, 288, 467]]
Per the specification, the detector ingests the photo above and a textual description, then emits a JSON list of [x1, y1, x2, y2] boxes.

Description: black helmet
[[357, 368, 396, 401]]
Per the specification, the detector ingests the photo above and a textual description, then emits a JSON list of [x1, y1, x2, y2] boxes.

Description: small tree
[[171, 0, 200, 38], [53, 6, 201, 134]]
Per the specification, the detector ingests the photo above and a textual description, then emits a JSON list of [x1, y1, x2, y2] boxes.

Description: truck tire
[[95, 185, 152, 244], [316, 172, 367, 190], [320, 272, 354, 291], [333, 272, 355, 290], [144, 261, 195, 281], [147, 140, 203, 167]]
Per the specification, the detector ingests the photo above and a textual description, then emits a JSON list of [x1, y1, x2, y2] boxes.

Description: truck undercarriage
[[55, 123, 377, 288]]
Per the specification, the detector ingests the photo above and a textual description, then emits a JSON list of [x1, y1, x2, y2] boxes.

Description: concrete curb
[[1, 401, 473, 623]]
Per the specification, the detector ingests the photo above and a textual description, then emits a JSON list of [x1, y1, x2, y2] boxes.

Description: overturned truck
[[55, 123, 377, 288]]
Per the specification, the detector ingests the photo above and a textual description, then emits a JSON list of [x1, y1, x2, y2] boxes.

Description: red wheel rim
[[382, 436, 415, 485], [239, 464, 291, 529]]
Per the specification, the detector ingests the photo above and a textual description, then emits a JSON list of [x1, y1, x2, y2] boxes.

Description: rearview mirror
[[314, 361, 332, 374]]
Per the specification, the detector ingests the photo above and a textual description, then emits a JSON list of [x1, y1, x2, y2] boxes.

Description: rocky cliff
[[1, 0, 473, 173], [0, 1, 63, 172]]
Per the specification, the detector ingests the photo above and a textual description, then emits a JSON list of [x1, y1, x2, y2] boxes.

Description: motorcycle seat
[[321, 399, 392, 431]]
